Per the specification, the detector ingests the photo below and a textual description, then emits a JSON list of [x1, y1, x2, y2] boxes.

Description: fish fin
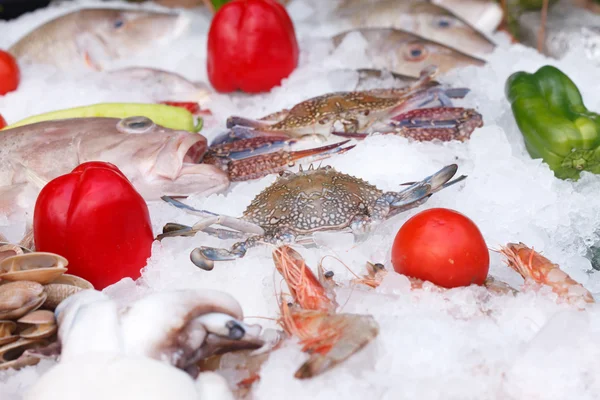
[[84, 52, 103, 71]]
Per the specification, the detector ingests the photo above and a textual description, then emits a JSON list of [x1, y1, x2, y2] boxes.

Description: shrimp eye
[[324, 270, 334, 278], [118, 116, 156, 134], [404, 44, 428, 62], [114, 20, 124, 29]]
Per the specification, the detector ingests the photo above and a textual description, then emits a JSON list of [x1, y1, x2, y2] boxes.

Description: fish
[[431, 0, 504, 34], [8, 8, 189, 71], [333, 0, 496, 56], [0, 117, 229, 209], [331, 28, 487, 77], [517, 0, 600, 61], [105, 67, 213, 103]]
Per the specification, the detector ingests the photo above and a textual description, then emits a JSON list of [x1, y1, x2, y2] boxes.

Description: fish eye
[[404, 44, 428, 62], [117, 116, 156, 134], [436, 18, 452, 28], [114, 20, 124, 29]]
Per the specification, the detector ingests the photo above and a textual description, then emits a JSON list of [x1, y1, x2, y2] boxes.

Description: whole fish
[[8, 8, 189, 71], [517, 0, 600, 62], [334, 0, 496, 56], [331, 28, 486, 77], [106, 67, 212, 103], [0, 117, 230, 206]]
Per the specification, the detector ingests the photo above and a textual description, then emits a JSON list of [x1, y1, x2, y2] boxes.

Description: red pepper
[[0, 50, 19, 96], [207, 0, 299, 93], [159, 101, 201, 114], [33, 162, 154, 290], [0, 114, 6, 129]]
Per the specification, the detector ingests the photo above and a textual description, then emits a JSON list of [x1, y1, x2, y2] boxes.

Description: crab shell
[[241, 166, 383, 234]]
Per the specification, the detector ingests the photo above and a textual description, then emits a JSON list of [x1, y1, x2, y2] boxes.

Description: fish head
[[386, 29, 487, 76], [78, 117, 229, 199], [79, 8, 190, 63], [407, 2, 496, 55]]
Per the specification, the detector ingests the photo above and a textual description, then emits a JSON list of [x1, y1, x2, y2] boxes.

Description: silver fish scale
[[242, 168, 383, 234]]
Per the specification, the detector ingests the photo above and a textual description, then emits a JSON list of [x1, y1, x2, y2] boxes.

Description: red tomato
[[391, 208, 490, 288], [0, 50, 20, 95], [0, 114, 6, 129]]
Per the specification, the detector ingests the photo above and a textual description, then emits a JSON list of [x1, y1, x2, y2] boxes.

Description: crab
[[215, 66, 483, 147], [157, 163, 466, 271]]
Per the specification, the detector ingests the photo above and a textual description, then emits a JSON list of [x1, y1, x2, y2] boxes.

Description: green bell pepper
[[505, 65, 600, 180]]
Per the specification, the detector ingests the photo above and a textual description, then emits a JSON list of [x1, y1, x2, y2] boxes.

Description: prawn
[[499, 242, 595, 305], [272, 246, 379, 379]]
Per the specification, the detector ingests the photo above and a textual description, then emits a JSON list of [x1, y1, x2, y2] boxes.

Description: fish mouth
[[179, 133, 207, 164]]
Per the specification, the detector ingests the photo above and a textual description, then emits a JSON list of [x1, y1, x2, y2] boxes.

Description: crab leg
[[206, 136, 298, 160], [384, 164, 467, 217], [221, 140, 355, 182], [158, 196, 265, 235], [332, 107, 483, 142]]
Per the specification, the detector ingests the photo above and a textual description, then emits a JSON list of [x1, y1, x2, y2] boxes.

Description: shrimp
[[272, 246, 379, 379], [352, 261, 388, 288], [499, 242, 595, 305]]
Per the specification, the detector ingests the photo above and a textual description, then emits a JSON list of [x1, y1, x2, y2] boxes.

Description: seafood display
[[8, 8, 189, 71], [330, 28, 487, 77], [158, 163, 465, 270], [2, 0, 600, 398]]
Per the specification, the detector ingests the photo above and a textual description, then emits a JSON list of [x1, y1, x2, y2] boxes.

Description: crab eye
[[404, 43, 428, 62], [114, 20, 124, 29], [117, 116, 155, 134]]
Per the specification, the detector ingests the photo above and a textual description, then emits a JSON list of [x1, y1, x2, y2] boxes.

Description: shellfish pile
[[0, 240, 93, 370]]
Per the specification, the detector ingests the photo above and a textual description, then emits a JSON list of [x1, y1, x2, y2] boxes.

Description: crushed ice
[[2, 0, 600, 399]]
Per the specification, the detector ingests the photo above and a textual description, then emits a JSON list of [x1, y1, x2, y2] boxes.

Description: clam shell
[[0, 337, 50, 370], [19, 324, 57, 340], [51, 274, 93, 289], [0, 281, 47, 320], [0, 253, 68, 284], [0, 321, 18, 346], [42, 274, 94, 310], [18, 310, 55, 325], [18, 310, 57, 340]]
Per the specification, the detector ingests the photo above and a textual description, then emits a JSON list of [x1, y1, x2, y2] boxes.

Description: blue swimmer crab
[[157, 163, 466, 270], [215, 67, 483, 147]]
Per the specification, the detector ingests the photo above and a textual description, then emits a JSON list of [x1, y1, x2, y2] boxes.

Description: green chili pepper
[[2, 103, 202, 132], [505, 65, 600, 180]]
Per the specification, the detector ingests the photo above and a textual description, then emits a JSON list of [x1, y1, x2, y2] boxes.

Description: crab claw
[[205, 136, 297, 161], [389, 107, 483, 142], [214, 140, 355, 182], [331, 107, 483, 142]]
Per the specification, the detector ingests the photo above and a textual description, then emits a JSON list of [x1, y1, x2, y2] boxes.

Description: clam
[[18, 310, 57, 340], [0, 337, 51, 370], [0, 252, 68, 284], [0, 320, 18, 346], [43, 274, 94, 310], [0, 281, 47, 320]]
